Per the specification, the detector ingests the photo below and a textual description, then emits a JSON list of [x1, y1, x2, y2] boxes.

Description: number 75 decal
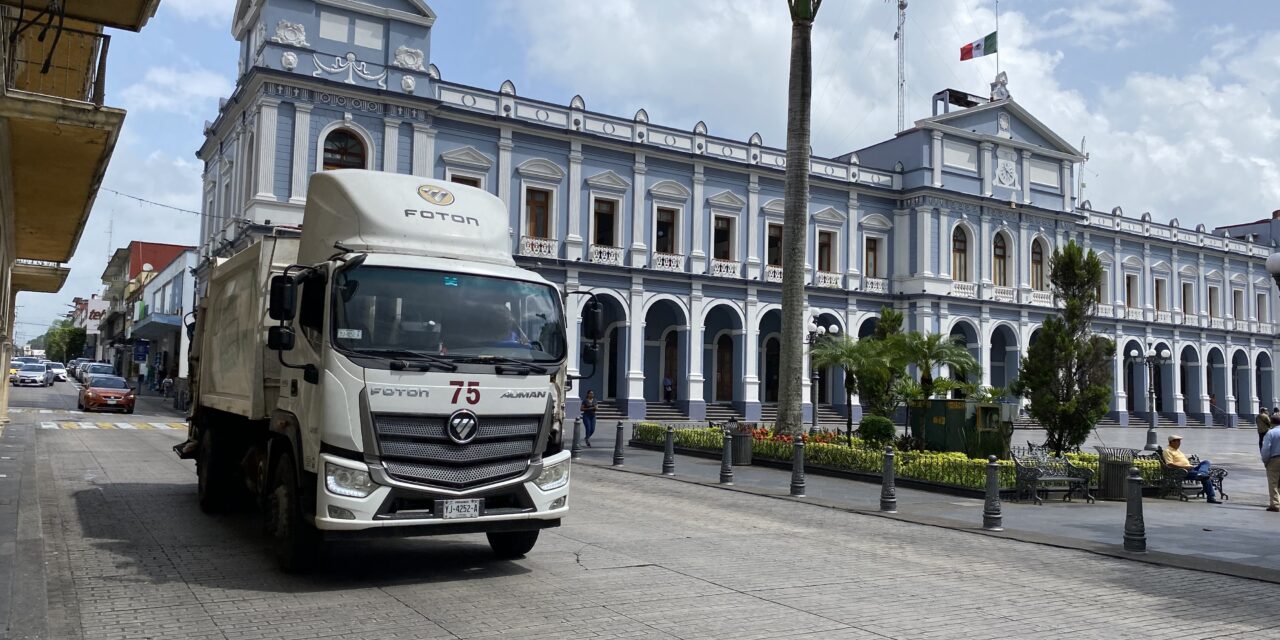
[[449, 380, 480, 405]]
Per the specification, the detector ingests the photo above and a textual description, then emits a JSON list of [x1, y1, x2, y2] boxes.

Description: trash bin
[[731, 430, 754, 466], [1095, 446, 1138, 500]]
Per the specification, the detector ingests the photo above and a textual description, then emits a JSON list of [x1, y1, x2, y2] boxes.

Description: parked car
[[12, 363, 53, 387], [47, 363, 68, 382], [78, 375, 135, 413], [82, 363, 114, 382]]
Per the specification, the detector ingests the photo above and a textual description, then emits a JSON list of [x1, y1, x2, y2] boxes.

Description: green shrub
[[857, 416, 895, 447]]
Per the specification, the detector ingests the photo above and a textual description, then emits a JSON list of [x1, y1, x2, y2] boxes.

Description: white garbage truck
[[178, 170, 602, 570]]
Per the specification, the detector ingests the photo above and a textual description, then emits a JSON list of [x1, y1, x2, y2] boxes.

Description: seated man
[[1163, 434, 1221, 504]]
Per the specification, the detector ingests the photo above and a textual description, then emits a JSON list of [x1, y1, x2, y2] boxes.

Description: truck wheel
[[487, 530, 539, 559], [196, 428, 228, 514], [266, 452, 320, 572]]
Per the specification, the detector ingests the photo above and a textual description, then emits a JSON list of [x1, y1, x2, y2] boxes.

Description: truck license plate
[[441, 499, 482, 519]]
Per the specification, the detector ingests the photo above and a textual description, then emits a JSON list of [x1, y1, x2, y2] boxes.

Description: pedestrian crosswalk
[[39, 421, 186, 430]]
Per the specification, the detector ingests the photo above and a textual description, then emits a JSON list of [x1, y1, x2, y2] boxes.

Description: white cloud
[[161, 0, 236, 26], [1038, 0, 1175, 50], [119, 66, 233, 119]]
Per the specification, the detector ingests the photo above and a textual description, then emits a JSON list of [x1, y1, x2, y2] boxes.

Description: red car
[[78, 375, 136, 413]]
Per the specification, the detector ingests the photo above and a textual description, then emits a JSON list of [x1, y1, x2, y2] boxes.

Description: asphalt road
[[5, 384, 1280, 639]]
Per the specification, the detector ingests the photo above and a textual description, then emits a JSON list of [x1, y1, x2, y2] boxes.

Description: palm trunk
[[778, 2, 818, 435]]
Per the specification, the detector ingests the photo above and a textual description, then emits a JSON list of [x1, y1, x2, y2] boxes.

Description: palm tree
[[811, 334, 870, 444], [776, 0, 823, 435], [902, 333, 979, 401]]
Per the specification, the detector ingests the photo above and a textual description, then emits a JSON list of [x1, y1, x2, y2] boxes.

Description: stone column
[[1020, 150, 1032, 204], [916, 206, 933, 277], [1113, 329, 1128, 422], [846, 192, 860, 286], [893, 208, 910, 282], [381, 118, 400, 173], [254, 100, 278, 200], [626, 282, 646, 419], [1142, 245, 1153, 321], [686, 286, 706, 419], [938, 208, 952, 280], [1115, 238, 1125, 308], [743, 290, 761, 420], [980, 319, 992, 388], [980, 213, 993, 286], [930, 131, 944, 188], [746, 176, 761, 280], [980, 142, 994, 197], [691, 164, 706, 273], [1061, 159, 1073, 211], [289, 103, 311, 204], [1018, 221, 1031, 292], [497, 128, 513, 206], [566, 142, 584, 260], [629, 154, 648, 267], [410, 122, 435, 179], [564, 269, 581, 381]]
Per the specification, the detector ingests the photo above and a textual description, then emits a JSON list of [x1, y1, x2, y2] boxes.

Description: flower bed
[[631, 423, 1165, 491]]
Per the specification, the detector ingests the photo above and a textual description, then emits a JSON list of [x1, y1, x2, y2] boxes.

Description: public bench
[[1138, 447, 1229, 501], [1011, 445, 1095, 505]]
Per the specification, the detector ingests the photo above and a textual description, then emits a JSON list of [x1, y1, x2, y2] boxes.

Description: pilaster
[[691, 165, 707, 273], [746, 176, 761, 279], [497, 127, 513, 206], [930, 131, 943, 188], [979, 142, 994, 197], [254, 100, 278, 200], [1020, 150, 1032, 204], [382, 118, 400, 174], [566, 142, 584, 259], [630, 154, 648, 267], [410, 123, 435, 178], [289, 103, 312, 204]]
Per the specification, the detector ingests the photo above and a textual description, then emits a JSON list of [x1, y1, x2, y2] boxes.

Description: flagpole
[[995, 0, 1000, 74]]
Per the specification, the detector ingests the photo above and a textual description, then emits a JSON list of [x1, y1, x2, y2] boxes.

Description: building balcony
[[10, 258, 68, 293], [1096, 303, 1113, 318], [1155, 310, 1172, 324], [951, 281, 978, 299], [588, 244, 623, 266], [1029, 290, 1053, 306], [130, 311, 181, 342], [1209, 317, 1224, 330], [652, 252, 684, 272], [991, 286, 1015, 303], [862, 276, 888, 294], [1124, 307, 1143, 321], [815, 271, 841, 289], [764, 265, 784, 283], [519, 236, 558, 259], [710, 258, 740, 279]]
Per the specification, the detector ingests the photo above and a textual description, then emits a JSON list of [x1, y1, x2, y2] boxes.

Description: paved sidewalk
[[577, 425, 1280, 583]]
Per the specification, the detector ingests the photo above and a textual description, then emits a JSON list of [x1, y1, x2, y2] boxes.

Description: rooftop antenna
[[893, 0, 907, 132], [1078, 136, 1089, 204]]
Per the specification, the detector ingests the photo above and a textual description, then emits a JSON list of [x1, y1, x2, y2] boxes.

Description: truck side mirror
[[580, 343, 598, 365], [582, 299, 604, 341], [267, 326, 295, 351], [268, 275, 297, 321]]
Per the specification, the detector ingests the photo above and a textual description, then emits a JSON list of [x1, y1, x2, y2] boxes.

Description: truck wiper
[[358, 349, 458, 372], [451, 355, 548, 375]]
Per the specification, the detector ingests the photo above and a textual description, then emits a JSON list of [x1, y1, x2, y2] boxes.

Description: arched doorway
[[580, 293, 628, 405], [812, 311, 845, 407], [857, 315, 879, 339], [1180, 345, 1202, 418], [642, 298, 688, 408], [989, 324, 1020, 391], [1153, 341, 1174, 415], [1206, 347, 1226, 416], [949, 320, 980, 398], [1258, 352, 1275, 412], [1232, 348, 1252, 418], [1121, 339, 1146, 414], [758, 308, 782, 404], [704, 303, 744, 406]]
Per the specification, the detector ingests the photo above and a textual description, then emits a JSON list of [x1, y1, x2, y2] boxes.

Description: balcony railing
[[863, 277, 888, 294], [3, 16, 109, 106], [652, 252, 684, 272], [815, 271, 841, 289], [709, 259, 740, 279], [1209, 317, 1224, 330], [991, 286, 1015, 303], [764, 265, 784, 283], [588, 244, 623, 266], [1156, 311, 1172, 324], [1124, 307, 1143, 321], [519, 236, 558, 258], [1096, 303, 1113, 318], [951, 281, 978, 299], [1029, 290, 1053, 306]]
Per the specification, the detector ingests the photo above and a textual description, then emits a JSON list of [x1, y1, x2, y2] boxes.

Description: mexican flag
[[960, 31, 998, 61]]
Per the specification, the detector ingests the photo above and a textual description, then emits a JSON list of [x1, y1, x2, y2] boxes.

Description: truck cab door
[[278, 269, 328, 471]]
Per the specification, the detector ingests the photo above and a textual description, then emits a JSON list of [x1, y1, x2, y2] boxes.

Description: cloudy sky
[[14, 0, 1280, 344]]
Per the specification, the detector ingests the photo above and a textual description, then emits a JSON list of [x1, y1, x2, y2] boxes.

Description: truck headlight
[[534, 459, 570, 491], [325, 462, 376, 498]]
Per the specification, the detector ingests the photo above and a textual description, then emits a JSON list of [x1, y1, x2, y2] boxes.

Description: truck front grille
[[371, 414, 541, 489]]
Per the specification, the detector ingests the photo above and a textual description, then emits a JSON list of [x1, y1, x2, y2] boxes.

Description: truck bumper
[[313, 450, 571, 534]]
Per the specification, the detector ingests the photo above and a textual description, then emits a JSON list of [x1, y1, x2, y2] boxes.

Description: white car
[[12, 363, 53, 387], [47, 363, 67, 381]]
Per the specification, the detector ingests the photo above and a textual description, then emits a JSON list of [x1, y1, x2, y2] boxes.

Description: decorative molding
[[401, 75, 416, 93], [634, 108, 649, 123], [312, 53, 388, 89], [994, 146, 1019, 189], [426, 63, 440, 80], [439, 145, 493, 170], [902, 195, 979, 216], [649, 179, 692, 201], [813, 206, 846, 224], [281, 51, 297, 71], [392, 45, 427, 72], [860, 213, 893, 230], [516, 157, 565, 182], [703, 189, 746, 211], [270, 19, 310, 47], [585, 169, 630, 192], [694, 120, 707, 135], [500, 79, 516, 95], [761, 197, 786, 216]]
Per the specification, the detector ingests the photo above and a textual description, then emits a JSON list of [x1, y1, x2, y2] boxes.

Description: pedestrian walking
[[1260, 422, 1280, 512], [1258, 406, 1273, 449], [1270, 406, 1280, 430], [581, 390, 598, 447]]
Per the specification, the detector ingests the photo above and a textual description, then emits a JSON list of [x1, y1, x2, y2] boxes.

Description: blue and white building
[[199, 0, 1280, 428]]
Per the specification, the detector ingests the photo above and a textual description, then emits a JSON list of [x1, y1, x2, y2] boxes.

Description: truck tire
[[486, 530, 539, 559], [196, 427, 229, 514], [266, 452, 320, 572]]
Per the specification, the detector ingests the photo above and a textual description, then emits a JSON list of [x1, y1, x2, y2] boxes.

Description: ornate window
[[450, 174, 481, 188], [1030, 240, 1046, 291], [864, 237, 880, 277], [525, 188, 551, 238], [655, 207, 678, 254], [992, 234, 1008, 287], [713, 216, 734, 260], [951, 227, 969, 282], [817, 230, 835, 272], [592, 198, 618, 247], [322, 129, 366, 170], [766, 224, 783, 267]]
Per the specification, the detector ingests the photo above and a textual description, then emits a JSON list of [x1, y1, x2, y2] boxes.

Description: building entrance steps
[[581, 422, 1280, 584]]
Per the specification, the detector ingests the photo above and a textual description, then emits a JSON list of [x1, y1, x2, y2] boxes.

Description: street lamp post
[[1128, 344, 1171, 451], [806, 317, 840, 436]]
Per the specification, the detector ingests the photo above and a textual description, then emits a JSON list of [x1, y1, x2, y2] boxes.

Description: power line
[[100, 188, 201, 216]]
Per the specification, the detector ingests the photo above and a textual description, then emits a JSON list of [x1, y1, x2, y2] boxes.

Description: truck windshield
[[331, 266, 566, 363]]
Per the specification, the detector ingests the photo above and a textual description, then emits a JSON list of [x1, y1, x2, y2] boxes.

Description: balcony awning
[[0, 1, 160, 32], [10, 260, 69, 293], [130, 313, 181, 341]]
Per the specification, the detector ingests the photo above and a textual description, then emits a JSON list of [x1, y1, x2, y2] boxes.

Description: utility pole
[[894, 0, 907, 132]]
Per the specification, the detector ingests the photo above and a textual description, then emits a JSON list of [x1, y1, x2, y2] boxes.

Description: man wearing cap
[[1261, 420, 1280, 512], [1162, 434, 1221, 504]]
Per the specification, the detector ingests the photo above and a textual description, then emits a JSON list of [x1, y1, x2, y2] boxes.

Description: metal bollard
[[570, 417, 583, 460], [719, 428, 734, 485], [1123, 466, 1147, 553], [790, 435, 806, 497], [880, 446, 897, 513], [612, 421, 625, 466], [982, 455, 1003, 531], [661, 425, 675, 475]]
